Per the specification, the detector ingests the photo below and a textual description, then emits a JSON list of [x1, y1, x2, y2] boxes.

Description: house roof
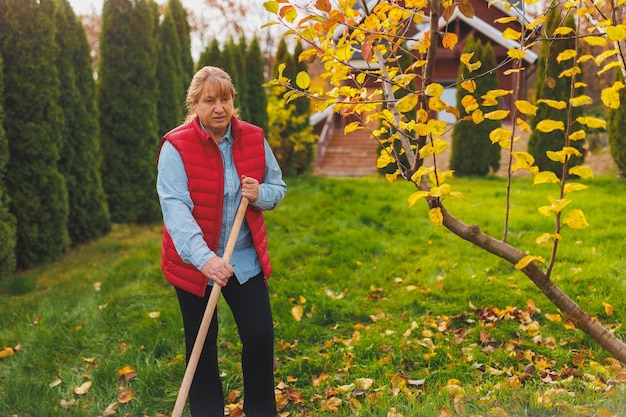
[[416, 6, 539, 64], [345, 0, 538, 64]]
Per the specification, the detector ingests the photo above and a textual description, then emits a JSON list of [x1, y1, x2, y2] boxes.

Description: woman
[[157, 66, 287, 416]]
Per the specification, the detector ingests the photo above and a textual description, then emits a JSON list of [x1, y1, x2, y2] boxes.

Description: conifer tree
[[156, 8, 183, 137], [221, 38, 243, 115], [197, 38, 221, 70], [53, 0, 110, 245], [0, 52, 17, 277], [97, 0, 160, 223], [450, 36, 501, 176], [527, 6, 585, 177], [480, 42, 501, 172], [0, 0, 69, 267], [268, 40, 315, 176], [245, 36, 269, 132], [272, 38, 295, 82], [608, 71, 626, 176], [292, 41, 310, 119], [167, 0, 193, 107], [290, 40, 314, 173], [236, 35, 250, 121]]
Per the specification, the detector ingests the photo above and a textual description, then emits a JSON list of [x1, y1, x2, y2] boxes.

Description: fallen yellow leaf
[[48, 378, 62, 388], [118, 386, 135, 404], [0, 346, 15, 359], [102, 402, 117, 417], [291, 305, 303, 322], [72, 381, 92, 395], [356, 377, 374, 390], [321, 396, 342, 412], [117, 365, 137, 381], [60, 398, 76, 408], [545, 313, 562, 322]]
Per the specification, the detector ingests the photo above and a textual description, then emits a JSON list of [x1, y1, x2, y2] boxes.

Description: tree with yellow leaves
[[527, 3, 585, 178], [263, 0, 626, 362], [450, 35, 501, 176]]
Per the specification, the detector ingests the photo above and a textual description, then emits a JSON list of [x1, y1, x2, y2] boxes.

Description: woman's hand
[[201, 256, 234, 287], [241, 175, 259, 203]]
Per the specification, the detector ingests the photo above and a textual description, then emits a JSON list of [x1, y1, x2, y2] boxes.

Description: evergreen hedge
[[450, 36, 501, 177], [196, 39, 222, 71], [246, 37, 269, 133], [54, 0, 111, 246], [97, 0, 161, 223], [527, 6, 585, 177], [235, 36, 250, 122], [0, 52, 17, 278], [268, 40, 315, 176], [156, 8, 184, 137], [0, 0, 70, 268], [168, 0, 194, 115], [608, 71, 626, 176]]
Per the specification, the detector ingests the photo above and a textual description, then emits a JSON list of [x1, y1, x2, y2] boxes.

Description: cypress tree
[[450, 36, 501, 176], [0, 52, 17, 277], [0, 0, 69, 267], [156, 8, 183, 137], [236, 35, 250, 121], [97, 0, 160, 223], [245, 36, 268, 132], [608, 70, 626, 176], [527, 6, 585, 177], [272, 38, 292, 81], [221, 38, 243, 114], [168, 0, 193, 105], [290, 40, 314, 174], [53, 0, 111, 245], [268, 41, 315, 176], [196, 38, 221, 70], [480, 42, 501, 173], [292, 41, 310, 119]]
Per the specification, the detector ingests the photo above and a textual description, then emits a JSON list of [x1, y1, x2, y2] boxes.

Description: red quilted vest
[[159, 116, 271, 297]]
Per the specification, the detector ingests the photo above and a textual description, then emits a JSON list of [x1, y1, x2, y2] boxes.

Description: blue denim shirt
[[157, 123, 287, 285]]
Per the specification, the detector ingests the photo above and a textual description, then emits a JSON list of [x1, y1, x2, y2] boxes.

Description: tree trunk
[[425, 194, 626, 363]]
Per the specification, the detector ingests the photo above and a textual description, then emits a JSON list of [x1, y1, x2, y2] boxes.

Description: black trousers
[[175, 273, 276, 417]]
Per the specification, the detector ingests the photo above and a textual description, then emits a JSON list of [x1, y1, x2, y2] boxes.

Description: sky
[[67, 0, 277, 59], [68, 0, 206, 15]]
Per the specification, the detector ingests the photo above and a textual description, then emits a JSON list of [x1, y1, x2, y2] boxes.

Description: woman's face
[[194, 86, 234, 140]]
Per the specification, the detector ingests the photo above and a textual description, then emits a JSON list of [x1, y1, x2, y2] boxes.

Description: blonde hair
[[185, 66, 237, 123]]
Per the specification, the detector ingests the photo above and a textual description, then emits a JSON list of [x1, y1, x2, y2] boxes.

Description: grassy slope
[[1, 175, 625, 416]]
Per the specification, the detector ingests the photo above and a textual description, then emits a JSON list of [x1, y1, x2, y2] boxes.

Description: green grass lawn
[[1, 175, 625, 417]]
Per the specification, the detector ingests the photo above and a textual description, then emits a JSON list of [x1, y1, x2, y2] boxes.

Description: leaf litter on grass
[[269, 279, 626, 417], [3, 179, 626, 416]]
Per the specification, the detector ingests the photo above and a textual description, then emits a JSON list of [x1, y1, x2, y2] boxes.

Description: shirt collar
[[198, 119, 233, 144]]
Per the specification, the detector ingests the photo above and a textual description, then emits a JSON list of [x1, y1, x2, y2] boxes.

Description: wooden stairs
[[314, 129, 380, 177]]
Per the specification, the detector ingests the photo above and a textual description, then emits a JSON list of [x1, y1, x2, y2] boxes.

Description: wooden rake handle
[[172, 197, 249, 417]]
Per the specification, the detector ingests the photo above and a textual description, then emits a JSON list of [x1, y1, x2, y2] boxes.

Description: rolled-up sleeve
[[252, 140, 287, 211]]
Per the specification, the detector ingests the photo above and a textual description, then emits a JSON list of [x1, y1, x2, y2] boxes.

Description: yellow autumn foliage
[[511, 152, 535, 172], [515, 100, 538, 116], [536, 119, 565, 133], [515, 255, 546, 270], [428, 207, 443, 226], [562, 209, 589, 229], [569, 165, 594, 179]]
